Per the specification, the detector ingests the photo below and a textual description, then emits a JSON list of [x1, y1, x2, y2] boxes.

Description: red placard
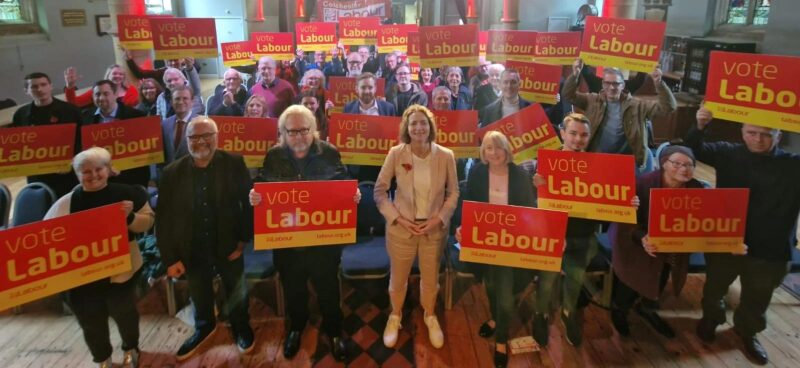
[[420, 24, 479, 68], [406, 32, 420, 64], [704, 51, 800, 133], [151, 18, 218, 59], [479, 31, 488, 58], [432, 110, 479, 158], [117, 15, 172, 50], [317, 0, 392, 22], [477, 104, 561, 163], [648, 188, 749, 253], [409, 62, 421, 82], [326, 76, 386, 113], [81, 117, 164, 171], [250, 32, 294, 61], [221, 41, 253, 67], [212, 116, 278, 168], [536, 149, 637, 223], [328, 113, 400, 166], [253, 180, 357, 249], [486, 30, 537, 63], [296, 22, 337, 53], [339, 17, 380, 45], [505, 60, 562, 104], [580, 16, 665, 73], [534, 32, 582, 65], [0, 203, 130, 310], [459, 201, 568, 272], [0, 124, 76, 178], [377, 24, 418, 53]]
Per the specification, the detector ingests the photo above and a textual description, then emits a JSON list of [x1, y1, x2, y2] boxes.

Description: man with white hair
[[250, 56, 296, 118], [155, 67, 205, 119], [472, 63, 505, 112], [359, 46, 379, 74], [207, 69, 248, 116], [345, 51, 364, 77], [468, 57, 492, 95]]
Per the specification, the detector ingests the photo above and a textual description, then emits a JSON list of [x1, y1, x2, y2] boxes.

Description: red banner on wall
[[420, 24, 479, 68], [0, 124, 76, 179], [0, 203, 130, 310], [327, 77, 386, 113], [212, 116, 278, 168], [117, 15, 173, 50], [251, 32, 294, 61], [296, 22, 337, 53], [221, 41, 253, 67], [580, 16, 665, 73], [151, 18, 218, 59], [432, 110, 479, 159], [505, 60, 562, 104], [459, 201, 568, 272], [406, 32, 420, 64], [477, 104, 561, 163], [378, 24, 418, 53], [534, 32, 582, 65], [648, 188, 749, 253], [704, 51, 800, 133], [537, 149, 637, 223], [339, 17, 380, 45], [253, 180, 357, 249], [81, 117, 164, 171], [329, 113, 400, 166], [317, 0, 392, 22], [486, 30, 537, 63]]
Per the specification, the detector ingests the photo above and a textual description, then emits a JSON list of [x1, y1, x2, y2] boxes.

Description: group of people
[[5, 42, 800, 368]]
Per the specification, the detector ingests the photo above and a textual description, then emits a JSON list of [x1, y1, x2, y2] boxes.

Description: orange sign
[[534, 32, 581, 65], [505, 61, 562, 104], [117, 15, 172, 50], [0, 203, 130, 310], [648, 188, 749, 253], [81, 117, 164, 171], [250, 32, 294, 61], [329, 113, 400, 166], [213, 116, 278, 168], [479, 31, 487, 59], [459, 201, 568, 272], [0, 124, 76, 178], [704, 51, 800, 133], [486, 30, 537, 63], [420, 24, 479, 68], [253, 180, 357, 249], [406, 32, 420, 64], [537, 149, 637, 223], [327, 76, 386, 113], [377, 24, 418, 53], [477, 104, 561, 163], [580, 16, 665, 73], [151, 18, 218, 59], [296, 22, 337, 53], [432, 110, 479, 158], [339, 17, 380, 45], [221, 41, 253, 67]]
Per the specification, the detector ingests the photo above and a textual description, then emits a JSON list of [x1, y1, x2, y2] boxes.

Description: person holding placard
[[250, 56, 297, 118], [45, 147, 154, 368], [478, 69, 530, 128], [386, 64, 428, 117], [608, 145, 704, 339], [206, 69, 248, 116], [155, 67, 205, 120], [472, 63, 504, 112], [64, 64, 139, 109], [243, 95, 269, 118], [687, 107, 800, 365], [375, 104, 459, 350], [135, 78, 162, 116], [444, 66, 472, 111], [455, 130, 536, 367]]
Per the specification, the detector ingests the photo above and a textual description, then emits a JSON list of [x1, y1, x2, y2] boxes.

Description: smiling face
[[283, 114, 314, 158], [421, 68, 433, 83], [447, 70, 461, 91], [186, 121, 218, 163], [356, 77, 376, 106], [662, 152, 695, 185], [482, 138, 508, 168], [93, 83, 117, 115], [171, 89, 192, 116], [223, 69, 242, 93], [301, 96, 319, 113], [78, 161, 110, 192], [602, 71, 624, 101], [560, 119, 590, 152], [432, 90, 451, 111], [396, 65, 411, 90], [406, 111, 431, 144], [500, 71, 520, 100], [107, 66, 126, 86], [164, 70, 185, 91], [258, 58, 276, 84], [141, 80, 159, 102]]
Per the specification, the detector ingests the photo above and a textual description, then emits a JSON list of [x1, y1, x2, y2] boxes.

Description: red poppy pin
[[401, 163, 412, 172]]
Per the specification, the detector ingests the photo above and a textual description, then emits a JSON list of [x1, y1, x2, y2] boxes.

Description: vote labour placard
[[505, 60, 562, 104], [317, 0, 391, 23], [580, 16, 665, 73], [406, 32, 420, 64], [459, 201, 568, 272], [477, 104, 561, 164], [339, 17, 380, 45], [253, 180, 357, 249], [151, 18, 218, 60], [486, 30, 537, 63], [537, 149, 637, 223], [328, 113, 400, 166], [479, 31, 487, 58], [378, 24, 417, 53], [81, 117, 164, 171], [212, 116, 278, 168], [420, 24, 479, 68], [0, 203, 130, 310], [648, 188, 749, 253], [327, 77, 385, 114], [704, 51, 800, 133], [221, 41, 253, 67], [534, 32, 582, 65], [251, 32, 294, 60], [0, 124, 76, 179], [296, 22, 337, 53], [117, 15, 172, 50], [431, 110, 479, 159]]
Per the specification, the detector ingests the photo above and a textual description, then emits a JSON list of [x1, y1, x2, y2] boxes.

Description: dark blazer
[[462, 162, 536, 208], [207, 85, 248, 116], [156, 150, 253, 267], [342, 99, 397, 116], [472, 83, 499, 112], [450, 84, 473, 111], [82, 104, 150, 187], [161, 112, 195, 165], [478, 97, 532, 128]]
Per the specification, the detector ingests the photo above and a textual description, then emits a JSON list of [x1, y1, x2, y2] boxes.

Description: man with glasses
[[156, 116, 255, 361], [385, 64, 428, 116], [345, 52, 364, 77], [250, 56, 296, 118], [468, 57, 492, 96], [563, 58, 676, 171], [478, 69, 530, 128], [686, 107, 800, 365], [207, 69, 248, 116]]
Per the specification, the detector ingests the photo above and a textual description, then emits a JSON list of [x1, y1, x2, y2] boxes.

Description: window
[[725, 0, 770, 26], [0, 0, 41, 35], [145, 0, 174, 15]]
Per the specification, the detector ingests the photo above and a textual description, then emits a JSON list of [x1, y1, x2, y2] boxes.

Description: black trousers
[[612, 264, 671, 313], [185, 254, 251, 336], [68, 276, 139, 363], [275, 245, 343, 338], [701, 253, 789, 337]]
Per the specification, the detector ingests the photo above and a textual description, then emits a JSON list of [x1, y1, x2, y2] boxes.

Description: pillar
[[500, 0, 519, 30]]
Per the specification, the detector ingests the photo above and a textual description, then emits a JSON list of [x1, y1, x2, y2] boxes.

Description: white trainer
[[383, 314, 402, 348], [424, 314, 444, 349]]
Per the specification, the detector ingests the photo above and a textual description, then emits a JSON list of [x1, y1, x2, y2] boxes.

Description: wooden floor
[[1, 273, 800, 368]]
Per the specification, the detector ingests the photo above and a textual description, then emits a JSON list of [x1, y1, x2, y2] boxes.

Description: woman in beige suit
[[375, 104, 459, 349]]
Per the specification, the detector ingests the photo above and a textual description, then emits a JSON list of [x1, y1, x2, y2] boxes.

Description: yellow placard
[[254, 229, 355, 250], [339, 152, 387, 166], [580, 52, 657, 74], [155, 48, 218, 60], [459, 248, 562, 272], [512, 137, 562, 164], [420, 56, 478, 69], [112, 152, 164, 172], [0, 160, 72, 179], [537, 198, 636, 224], [518, 91, 558, 105], [704, 101, 800, 133], [534, 56, 576, 65], [649, 237, 745, 253]]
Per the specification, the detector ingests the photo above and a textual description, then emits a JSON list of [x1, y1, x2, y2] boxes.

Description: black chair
[[11, 182, 56, 227], [0, 98, 16, 110], [0, 183, 10, 229]]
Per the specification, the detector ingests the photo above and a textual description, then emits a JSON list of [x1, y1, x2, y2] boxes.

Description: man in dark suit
[[156, 116, 254, 361], [472, 63, 505, 112], [206, 69, 248, 116], [478, 69, 531, 128], [343, 72, 396, 116]]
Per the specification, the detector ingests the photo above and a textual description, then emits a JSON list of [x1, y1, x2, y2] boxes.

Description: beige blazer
[[374, 143, 459, 232]]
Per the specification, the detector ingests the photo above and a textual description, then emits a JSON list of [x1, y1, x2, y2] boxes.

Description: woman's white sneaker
[[383, 314, 402, 348], [424, 315, 444, 348]]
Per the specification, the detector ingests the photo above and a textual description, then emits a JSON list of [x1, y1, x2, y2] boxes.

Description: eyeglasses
[[667, 159, 695, 169], [602, 81, 623, 87], [285, 128, 311, 137], [187, 132, 217, 142]]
